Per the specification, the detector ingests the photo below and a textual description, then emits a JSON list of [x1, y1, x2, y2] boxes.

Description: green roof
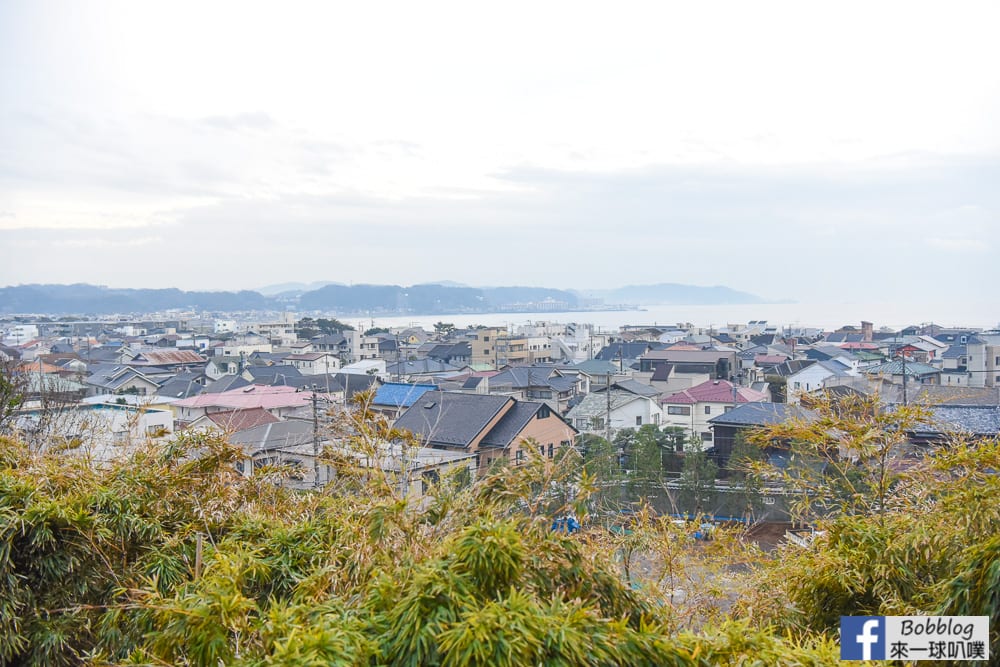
[[865, 360, 940, 376]]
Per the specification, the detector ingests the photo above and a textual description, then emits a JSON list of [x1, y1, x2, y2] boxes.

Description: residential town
[[3, 311, 998, 516]]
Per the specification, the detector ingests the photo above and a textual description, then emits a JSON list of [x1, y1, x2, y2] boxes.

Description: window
[[667, 406, 691, 416], [515, 450, 524, 465], [548, 443, 554, 458], [653, 413, 660, 425], [537, 405, 550, 418], [704, 406, 711, 415], [483, 336, 490, 342], [724, 405, 734, 413], [701, 431, 713, 441], [635, 415, 642, 426]]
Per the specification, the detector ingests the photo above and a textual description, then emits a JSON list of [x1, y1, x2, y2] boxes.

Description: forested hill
[[0, 281, 765, 315], [0, 284, 272, 315]]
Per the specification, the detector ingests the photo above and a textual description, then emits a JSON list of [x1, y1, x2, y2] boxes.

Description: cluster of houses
[[2, 315, 999, 496]]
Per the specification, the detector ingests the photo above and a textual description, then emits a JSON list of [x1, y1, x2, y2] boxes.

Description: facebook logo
[[841, 616, 886, 660]]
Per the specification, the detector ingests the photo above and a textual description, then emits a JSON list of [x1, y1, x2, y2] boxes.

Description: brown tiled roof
[[135, 350, 206, 365], [205, 408, 280, 432]]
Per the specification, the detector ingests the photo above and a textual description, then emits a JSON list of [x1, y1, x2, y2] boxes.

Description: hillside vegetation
[[0, 396, 997, 665]]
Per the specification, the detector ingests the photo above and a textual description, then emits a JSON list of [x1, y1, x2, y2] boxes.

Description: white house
[[659, 379, 769, 449], [786, 360, 858, 403], [213, 320, 237, 334], [564, 390, 663, 434], [284, 352, 341, 376]]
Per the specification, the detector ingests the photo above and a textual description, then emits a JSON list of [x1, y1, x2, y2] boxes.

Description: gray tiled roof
[[246, 365, 302, 382], [650, 364, 673, 381], [597, 379, 659, 398], [395, 391, 513, 448], [489, 367, 576, 393], [480, 401, 546, 448], [228, 420, 314, 454], [156, 372, 206, 399], [570, 359, 621, 375], [923, 406, 1000, 436], [707, 402, 814, 427], [203, 375, 252, 393], [941, 345, 967, 359], [864, 360, 941, 377], [564, 390, 648, 420], [595, 342, 657, 362]]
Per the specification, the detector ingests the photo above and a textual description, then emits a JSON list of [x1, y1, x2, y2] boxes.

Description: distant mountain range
[[0, 282, 768, 316]]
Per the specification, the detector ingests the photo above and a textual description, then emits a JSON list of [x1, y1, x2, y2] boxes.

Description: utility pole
[[312, 392, 320, 488], [901, 350, 907, 407], [604, 372, 621, 452], [398, 441, 410, 499]]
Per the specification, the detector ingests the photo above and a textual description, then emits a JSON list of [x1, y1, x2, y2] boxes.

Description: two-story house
[[394, 391, 577, 474], [659, 379, 769, 449]]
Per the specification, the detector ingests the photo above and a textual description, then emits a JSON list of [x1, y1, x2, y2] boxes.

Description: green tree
[[745, 391, 932, 523], [764, 374, 786, 403], [6, 388, 995, 664], [676, 446, 719, 516], [576, 433, 620, 509], [737, 435, 1000, 660], [433, 321, 455, 334], [620, 425, 672, 503], [726, 432, 767, 521], [297, 317, 353, 339], [0, 360, 26, 435]]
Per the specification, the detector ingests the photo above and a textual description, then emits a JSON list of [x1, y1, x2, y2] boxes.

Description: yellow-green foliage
[[738, 427, 1000, 664], [1, 402, 995, 666]]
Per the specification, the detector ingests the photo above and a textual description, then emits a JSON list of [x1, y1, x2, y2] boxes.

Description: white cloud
[[1, 1, 999, 303], [925, 237, 990, 253]]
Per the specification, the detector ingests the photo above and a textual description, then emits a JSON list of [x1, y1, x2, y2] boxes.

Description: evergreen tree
[[677, 446, 719, 517]]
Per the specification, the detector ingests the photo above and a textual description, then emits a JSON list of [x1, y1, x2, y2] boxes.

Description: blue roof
[[372, 382, 437, 408]]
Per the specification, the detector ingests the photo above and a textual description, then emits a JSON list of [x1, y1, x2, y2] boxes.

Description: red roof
[[660, 379, 769, 405], [15, 361, 64, 374], [839, 342, 878, 350], [754, 354, 788, 365], [205, 408, 280, 432]]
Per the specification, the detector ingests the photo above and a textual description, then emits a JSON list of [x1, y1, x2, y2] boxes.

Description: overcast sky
[[1, 1, 998, 305]]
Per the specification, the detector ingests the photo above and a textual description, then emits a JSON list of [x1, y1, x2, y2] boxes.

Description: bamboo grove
[[0, 392, 997, 665]]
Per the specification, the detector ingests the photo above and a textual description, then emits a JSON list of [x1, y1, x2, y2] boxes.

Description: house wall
[[469, 327, 506, 367], [509, 412, 576, 463], [661, 401, 740, 448], [90, 376, 159, 397], [967, 338, 1000, 388], [358, 336, 382, 360], [574, 397, 662, 433], [291, 355, 340, 375], [941, 371, 969, 386], [217, 343, 272, 357], [787, 366, 838, 403]]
